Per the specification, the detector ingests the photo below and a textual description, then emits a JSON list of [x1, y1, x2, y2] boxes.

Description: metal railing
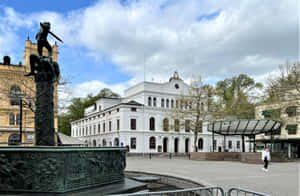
[[111, 187, 271, 196], [227, 188, 271, 196], [111, 186, 224, 196]]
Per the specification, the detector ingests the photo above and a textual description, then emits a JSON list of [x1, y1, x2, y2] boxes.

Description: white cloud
[[0, 0, 298, 100], [65, 0, 297, 84], [72, 80, 130, 98]]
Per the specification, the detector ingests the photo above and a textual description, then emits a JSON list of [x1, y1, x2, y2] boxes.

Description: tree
[[264, 62, 300, 103], [258, 62, 300, 153], [170, 77, 214, 152], [215, 74, 263, 119], [262, 62, 300, 121], [58, 88, 120, 135]]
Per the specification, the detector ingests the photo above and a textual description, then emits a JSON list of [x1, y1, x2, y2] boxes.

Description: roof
[[57, 132, 85, 146], [207, 119, 281, 136]]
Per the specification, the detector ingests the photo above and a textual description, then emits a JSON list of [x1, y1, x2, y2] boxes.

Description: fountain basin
[[0, 146, 126, 194]]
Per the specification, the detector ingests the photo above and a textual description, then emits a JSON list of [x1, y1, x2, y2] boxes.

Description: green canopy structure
[[207, 119, 281, 152]]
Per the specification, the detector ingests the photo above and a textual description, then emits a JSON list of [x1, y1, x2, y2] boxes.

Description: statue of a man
[[36, 22, 53, 58], [25, 22, 62, 79]]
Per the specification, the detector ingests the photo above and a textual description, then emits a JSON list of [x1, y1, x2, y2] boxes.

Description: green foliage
[[58, 88, 120, 135], [58, 114, 71, 136], [215, 74, 263, 119], [264, 62, 300, 103]]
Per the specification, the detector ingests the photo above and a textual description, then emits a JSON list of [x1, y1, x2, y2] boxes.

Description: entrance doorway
[[218, 146, 222, 152], [163, 138, 168, 152], [174, 138, 179, 153], [185, 138, 189, 153]]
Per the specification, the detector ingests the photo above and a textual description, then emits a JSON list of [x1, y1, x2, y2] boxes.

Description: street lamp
[[10, 94, 35, 145]]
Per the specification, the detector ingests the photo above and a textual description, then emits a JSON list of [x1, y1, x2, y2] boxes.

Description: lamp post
[[17, 95, 34, 145], [19, 98, 23, 145]]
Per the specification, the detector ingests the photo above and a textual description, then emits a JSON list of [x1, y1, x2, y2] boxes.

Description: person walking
[[262, 148, 271, 172]]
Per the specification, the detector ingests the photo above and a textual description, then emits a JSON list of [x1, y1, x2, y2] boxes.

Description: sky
[[0, 0, 298, 101]]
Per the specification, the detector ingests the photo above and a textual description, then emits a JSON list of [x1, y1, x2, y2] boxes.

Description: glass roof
[[207, 119, 281, 135]]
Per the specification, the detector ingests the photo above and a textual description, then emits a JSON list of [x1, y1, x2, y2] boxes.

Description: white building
[[71, 73, 247, 153]]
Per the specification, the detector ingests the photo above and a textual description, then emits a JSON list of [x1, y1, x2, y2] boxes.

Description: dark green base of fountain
[[0, 147, 127, 194]]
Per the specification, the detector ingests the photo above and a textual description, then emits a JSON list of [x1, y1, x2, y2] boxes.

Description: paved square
[[126, 157, 299, 196]]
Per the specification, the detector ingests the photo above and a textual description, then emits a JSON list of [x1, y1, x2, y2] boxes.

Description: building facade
[[0, 39, 59, 145], [71, 73, 246, 153], [255, 89, 300, 158]]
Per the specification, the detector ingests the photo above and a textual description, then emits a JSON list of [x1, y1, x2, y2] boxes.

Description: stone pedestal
[[0, 147, 126, 194], [35, 68, 55, 146], [31, 56, 58, 146]]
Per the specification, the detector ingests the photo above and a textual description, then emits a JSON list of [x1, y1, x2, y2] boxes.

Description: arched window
[[149, 137, 156, 149], [161, 99, 164, 107], [149, 117, 155, 131], [176, 100, 179, 108], [148, 97, 152, 106], [8, 134, 20, 145], [201, 102, 204, 111], [163, 118, 169, 131], [93, 139, 97, 147], [10, 85, 21, 105], [174, 119, 180, 132], [153, 97, 157, 107], [102, 139, 107, 147], [166, 99, 169, 108], [114, 138, 119, 146], [171, 100, 174, 108], [198, 138, 203, 150]]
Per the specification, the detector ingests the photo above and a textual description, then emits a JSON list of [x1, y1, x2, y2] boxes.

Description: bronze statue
[[24, 22, 62, 146], [35, 22, 63, 58], [25, 22, 61, 81]]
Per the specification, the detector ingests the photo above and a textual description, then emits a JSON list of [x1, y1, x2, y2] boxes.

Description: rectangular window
[[286, 106, 297, 117], [286, 124, 297, 135], [98, 124, 100, 134], [131, 119, 136, 130], [94, 125, 96, 135], [103, 123, 105, 133], [109, 121, 112, 131], [185, 120, 190, 132], [236, 141, 240, 149], [117, 119, 120, 130], [131, 108, 137, 112], [213, 140, 217, 150], [130, 138, 136, 149], [117, 108, 119, 112], [175, 119, 180, 132], [9, 113, 15, 125], [16, 114, 20, 125], [228, 140, 232, 149], [262, 109, 280, 119]]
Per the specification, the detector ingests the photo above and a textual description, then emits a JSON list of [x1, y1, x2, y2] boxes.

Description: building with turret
[[0, 39, 59, 145], [71, 72, 246, 153]]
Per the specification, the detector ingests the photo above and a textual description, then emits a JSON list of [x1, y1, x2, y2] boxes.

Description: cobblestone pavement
[[126, 157, 299, 196]]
